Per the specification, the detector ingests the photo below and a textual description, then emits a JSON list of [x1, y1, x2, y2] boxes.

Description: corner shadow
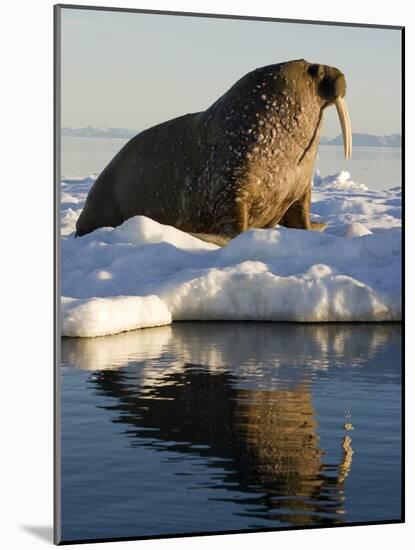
[[21, 525, 53, 544]]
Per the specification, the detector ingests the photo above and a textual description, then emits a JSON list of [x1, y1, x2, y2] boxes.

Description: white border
[[2, 1, 412, 548]]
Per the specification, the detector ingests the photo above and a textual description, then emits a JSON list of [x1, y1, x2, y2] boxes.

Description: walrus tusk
[[335, 96, 352, 159]]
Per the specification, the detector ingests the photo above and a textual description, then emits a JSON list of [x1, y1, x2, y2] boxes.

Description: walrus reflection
[[61, 324, 400, 524], [76, 59, 352, 242], [91, 365, 350, 525]]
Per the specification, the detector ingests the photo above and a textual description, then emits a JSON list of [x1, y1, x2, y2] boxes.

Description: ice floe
[[60, 173, 401, 337]]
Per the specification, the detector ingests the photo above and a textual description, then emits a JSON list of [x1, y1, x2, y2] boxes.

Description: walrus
[[75, 59, 352, 244]]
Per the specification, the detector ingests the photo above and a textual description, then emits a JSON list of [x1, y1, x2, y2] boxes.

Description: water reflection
[[61, 323, 400, 528], [62, 322, 394, 373]]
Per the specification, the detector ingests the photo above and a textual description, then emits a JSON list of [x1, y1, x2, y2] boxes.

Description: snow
[[62, 295, 171, 338], [60, 173, 401, 337], [313, 169, 369, 192]]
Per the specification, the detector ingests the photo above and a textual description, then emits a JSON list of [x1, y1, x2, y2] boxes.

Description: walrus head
[[214, 58, 352, 163], [305, 61, 351, 158], [258, 59, 352, 158]]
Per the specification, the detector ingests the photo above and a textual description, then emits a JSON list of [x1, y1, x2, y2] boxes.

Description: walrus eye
[[308, 64, 324, 79]]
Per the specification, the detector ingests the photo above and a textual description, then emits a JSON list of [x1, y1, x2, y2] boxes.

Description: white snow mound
[[60, 173, 401, 337], [314, 169, 369, 192]]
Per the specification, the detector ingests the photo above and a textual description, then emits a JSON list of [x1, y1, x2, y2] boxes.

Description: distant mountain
[[61, 125, 138, 139], [320, 133, 401, 148], [63, 127, 402, 148]]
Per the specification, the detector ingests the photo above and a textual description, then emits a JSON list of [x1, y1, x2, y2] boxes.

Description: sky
[[60, 7, 402, 138]]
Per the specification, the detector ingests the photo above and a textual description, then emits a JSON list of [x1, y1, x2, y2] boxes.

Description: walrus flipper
[[278, 186, 327, 231]]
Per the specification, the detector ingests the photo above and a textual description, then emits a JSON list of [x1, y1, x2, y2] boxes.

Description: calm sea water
[[61, 137, 401, 192], [59, 323, 402, 542]]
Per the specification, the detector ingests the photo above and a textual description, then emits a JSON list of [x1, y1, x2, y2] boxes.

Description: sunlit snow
[[60, 172, 401, 337]]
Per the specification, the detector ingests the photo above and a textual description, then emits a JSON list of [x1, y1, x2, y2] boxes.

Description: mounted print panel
[[54, 4, 403, 545]]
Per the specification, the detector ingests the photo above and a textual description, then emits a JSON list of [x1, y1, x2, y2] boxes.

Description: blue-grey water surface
[[59, 322, 402, 542]]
